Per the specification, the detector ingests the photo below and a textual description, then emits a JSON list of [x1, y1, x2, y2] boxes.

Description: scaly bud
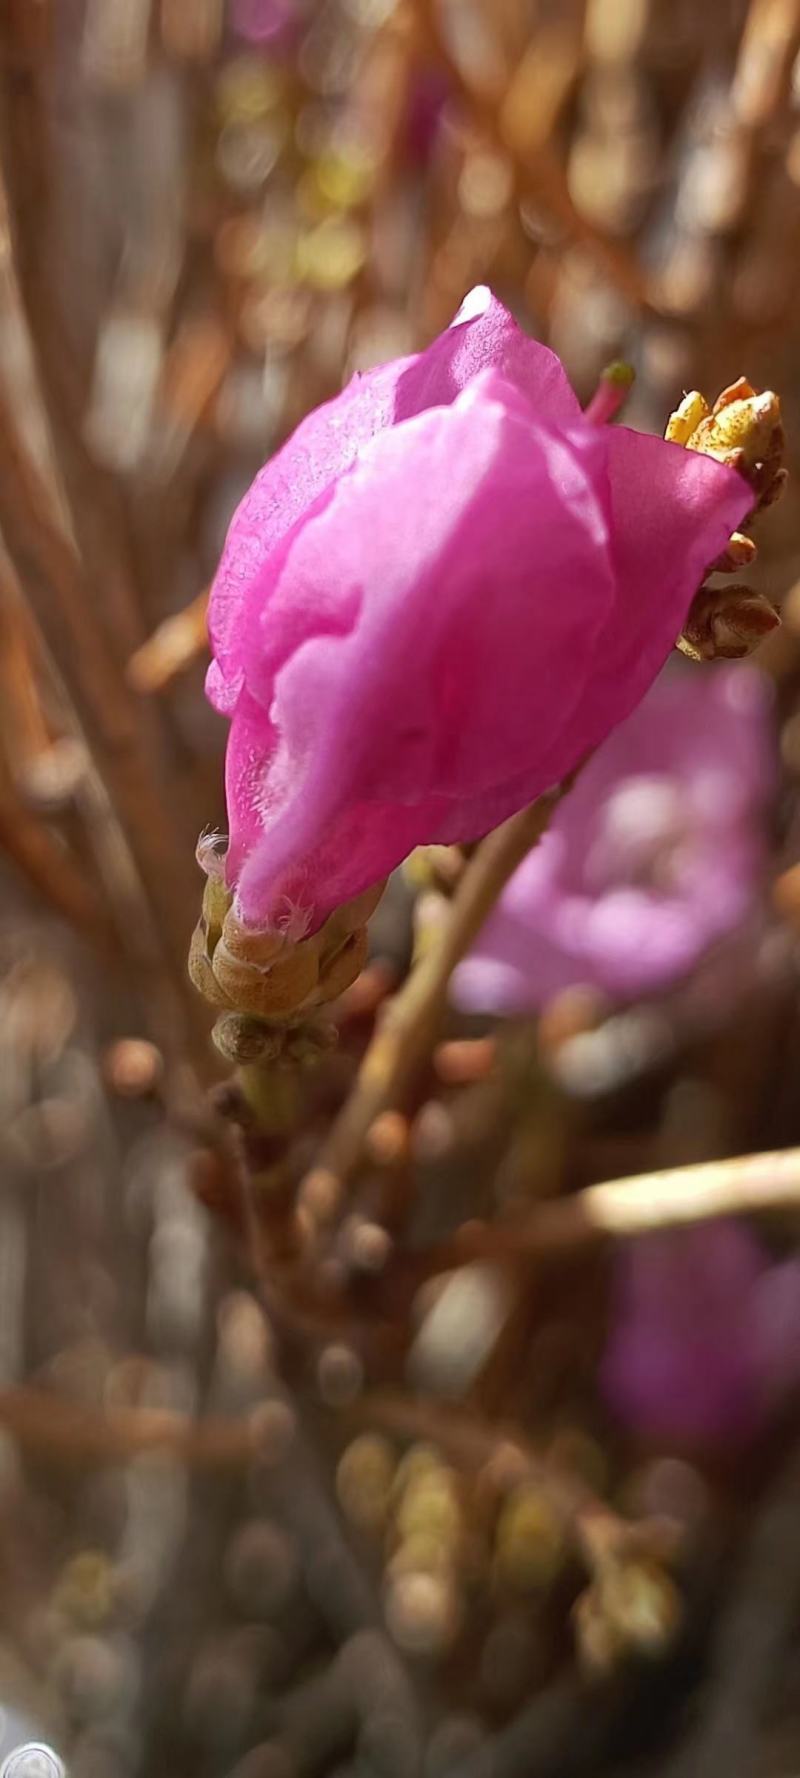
[[711, 530, 757, 574], [212, 1013, 284, 1065], [678, 583, 779, 662], [188, 837, 386, 1051]]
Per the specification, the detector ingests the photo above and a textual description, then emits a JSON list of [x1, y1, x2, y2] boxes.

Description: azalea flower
[[601, 1221, 800, 1450], [452, 664, 773, 1009], [207, 286, 750, 934], [229, 0, 300, 47]]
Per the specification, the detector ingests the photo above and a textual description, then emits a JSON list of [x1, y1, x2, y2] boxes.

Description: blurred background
[[1, 1, 800, 1774]]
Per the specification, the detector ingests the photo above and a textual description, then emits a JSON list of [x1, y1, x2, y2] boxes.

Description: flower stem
[[429, 1145, 800, 1267], [304, 786, 569, 1216]]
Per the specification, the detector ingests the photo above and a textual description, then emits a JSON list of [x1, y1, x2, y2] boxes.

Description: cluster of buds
[[667, 378, 785, 661], [336, 1436, 467, 1658], [335, 1431, 685, 1674], [188, 839, 385, 1064]]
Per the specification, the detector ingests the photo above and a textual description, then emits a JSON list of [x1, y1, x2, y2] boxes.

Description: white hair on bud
[[268, 895, 313, 944], [196, 829, 228, 879], [230, 889, 312, 946]]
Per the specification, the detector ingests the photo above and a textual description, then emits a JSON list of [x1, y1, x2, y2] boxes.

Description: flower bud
[[188, 842, 385, 1042], [211, 1013, 284, 1065], [711, 530, 757, 573], [678, 583, 779, 661]]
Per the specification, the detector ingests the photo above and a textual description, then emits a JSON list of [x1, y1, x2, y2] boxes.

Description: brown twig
[[0, 553, 54, 768], [127, 587, 210, 694], [0, 377, 198, 982], [373, 1145, 800, 1298], [457, 1143, 800, 1262], [0, 756, 116, 946], [307, 789, 567, 1210], [0, 1384, 265, 1469]]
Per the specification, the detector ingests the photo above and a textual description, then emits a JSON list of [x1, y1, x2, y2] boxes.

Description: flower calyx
[[188, 844, 385, 1063]]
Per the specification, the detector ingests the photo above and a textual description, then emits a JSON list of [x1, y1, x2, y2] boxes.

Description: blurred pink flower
[[207, 287, 749, 932], [602, 1222, 800, 1450], [229, 0, 299, 47], [403, 68, 450, 165], [453, 664, 773, 1010]]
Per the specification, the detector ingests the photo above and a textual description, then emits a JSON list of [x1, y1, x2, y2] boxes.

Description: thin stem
[[430, 1145, 800, 1270], [127, 587, 210, 694], [0, 1384, 265, 1469], [0, 757, 116, 947], [308, 788, 566, 1209], [0, 379, 197, 984]]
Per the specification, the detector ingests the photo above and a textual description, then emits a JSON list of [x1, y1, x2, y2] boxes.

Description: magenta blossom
[[228, 0, 300, 48], [452, 664, 773, 1010], [403, 68, 451, 165], [601, 1221, 800, 1450], [207, 287, 750, 933]]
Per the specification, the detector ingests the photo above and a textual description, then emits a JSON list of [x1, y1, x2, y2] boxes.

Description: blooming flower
[[601, 1221, 800, 1450], [207, 286, 750, 934], [452, 664, 773, 1010]]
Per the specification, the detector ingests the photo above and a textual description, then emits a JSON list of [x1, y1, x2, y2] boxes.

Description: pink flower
[[452, 664, 774, 1010], [207, 287, 750, 932], [229, 0, 300, 48], [601, 1222, 800, 1451]]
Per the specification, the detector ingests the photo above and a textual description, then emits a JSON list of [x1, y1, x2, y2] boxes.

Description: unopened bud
[[316, 927, 369, 1002], [212, 1013, 283, 1065], [212, 937, 320, 1018], [201, 870, 232, 944], [711, 530, 758, 573], [678, 583, 779, 661]]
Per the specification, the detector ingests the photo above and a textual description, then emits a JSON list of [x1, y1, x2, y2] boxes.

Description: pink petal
[[228, 371, 613, 926], [453, 663, 773, 1011], [229, 402, 749, 929], [207, 290, 579, 715]]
